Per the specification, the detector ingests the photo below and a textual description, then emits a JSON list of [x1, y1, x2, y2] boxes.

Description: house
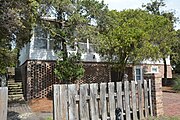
[[18, 7, 172, 100], [18, 26, 172, 100]]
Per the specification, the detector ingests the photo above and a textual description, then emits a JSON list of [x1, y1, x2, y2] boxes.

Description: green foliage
[[171, 30, 180, 73], [54, 52, 85, 83], [143, 0, 177, 80], [45, 116, 53, 120], [0, 0, 39, 74], [37, 0, 108, 82], [173, 74, 180, 91], [95, 9, 174, 80], [142, 0, 165, 15]]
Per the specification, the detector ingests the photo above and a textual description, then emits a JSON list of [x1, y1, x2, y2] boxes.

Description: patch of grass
[[45, 116, 53, 120]]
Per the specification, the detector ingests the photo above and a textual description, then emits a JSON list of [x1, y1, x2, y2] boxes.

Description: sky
[[99, 0, 180, 29]]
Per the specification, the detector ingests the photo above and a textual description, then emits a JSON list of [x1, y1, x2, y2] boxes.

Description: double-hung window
[[135, 66, 143, 81]]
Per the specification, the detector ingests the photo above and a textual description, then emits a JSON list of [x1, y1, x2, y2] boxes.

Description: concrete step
[[8, 94, 24, 101], [7, 80, 15, 83], [8, 92, 23, 95], [8, 81, 22, 84], [8, 80, 23, 100], [8, 85, 22, 88], [8, 86, 22, 90], [8, 89, 23, 92]]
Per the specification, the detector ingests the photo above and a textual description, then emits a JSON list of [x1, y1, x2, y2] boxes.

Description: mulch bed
[[28, 98, 53, 113]]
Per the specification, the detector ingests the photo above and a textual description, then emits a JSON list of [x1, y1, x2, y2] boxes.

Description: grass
[[45, 116, 53, 120]]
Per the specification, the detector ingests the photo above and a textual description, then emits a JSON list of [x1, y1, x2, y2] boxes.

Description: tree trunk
[[62, 38, 68, 61], [163, 57, 168, 85]]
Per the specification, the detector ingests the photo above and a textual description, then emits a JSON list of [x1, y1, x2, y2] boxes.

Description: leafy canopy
[[36, 0, 108, 81], [0, 0, 39, 74], [95, 9, 174, 80]]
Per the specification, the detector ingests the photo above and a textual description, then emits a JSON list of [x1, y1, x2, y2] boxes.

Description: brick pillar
[[145, 73, 164, 116], [152, 74, 164, 116]]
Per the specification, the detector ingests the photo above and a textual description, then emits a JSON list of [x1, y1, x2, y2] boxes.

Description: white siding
[[19, 43, 30, 65]]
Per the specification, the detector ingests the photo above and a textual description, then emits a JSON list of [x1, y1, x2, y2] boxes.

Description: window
[[151, 66, 158, 73], [33, 26, 56, 50], [78, 43, 87, 52], [135, 66, 142, 81], [34, 26, 47, 38], [34, 38, 47, 49]]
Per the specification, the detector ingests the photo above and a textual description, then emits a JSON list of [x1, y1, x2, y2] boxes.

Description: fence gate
[[0, 87, 8, 120], [53, 80, 153, 120]]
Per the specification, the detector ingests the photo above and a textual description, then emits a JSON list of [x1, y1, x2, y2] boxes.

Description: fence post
[[145, 73, 164, 116], [0, 87, 8, 120]]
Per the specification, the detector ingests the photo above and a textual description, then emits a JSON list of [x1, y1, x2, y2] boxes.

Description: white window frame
[[151, 66, 159, 73], [134, 66, 143, 82]]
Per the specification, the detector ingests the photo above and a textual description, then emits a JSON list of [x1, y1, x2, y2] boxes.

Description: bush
[[173, 74, 180, 92], [54, 52, 85, 83]]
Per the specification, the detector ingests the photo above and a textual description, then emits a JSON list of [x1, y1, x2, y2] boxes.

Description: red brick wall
[[21, 60, 111, 100], [142, 64, 172, 78]]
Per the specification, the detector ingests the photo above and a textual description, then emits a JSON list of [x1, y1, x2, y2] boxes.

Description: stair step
[[8, 85, 22, 88], [7, 80, 15, 83], [8, 92, 23, 95], [8, 87, 22, 90], [9, 94, 23, 97], [8, 82, 22, 84], [9, 89, 23, 92], [8, 94, 24, 101]]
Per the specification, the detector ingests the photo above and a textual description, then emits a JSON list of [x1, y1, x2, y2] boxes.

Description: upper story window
[[151, 66, 158, 73], [34, 38, 47, 49], [34, 26, 48, 38], [33, 26, 55, 50]]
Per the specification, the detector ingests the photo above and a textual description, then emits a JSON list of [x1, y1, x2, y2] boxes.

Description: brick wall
[[81, 62, 110, 84], [142, 64, 172, 78], [21, 60, 111, 100]]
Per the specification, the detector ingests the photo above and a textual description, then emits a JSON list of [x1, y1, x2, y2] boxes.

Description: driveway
[[163, 92, 180, 116]]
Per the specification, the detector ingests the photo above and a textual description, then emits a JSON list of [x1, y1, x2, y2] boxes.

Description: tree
[[35, 0, 108, 81], [143, 0, 177, 81], [0, 0, 39, 74], [171, 29, 180, 73], [95, 9, 174, 81]]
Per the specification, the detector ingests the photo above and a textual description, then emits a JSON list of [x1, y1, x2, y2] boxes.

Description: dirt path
[[8, 99, 53, 120], [163, 92, 180, 116]]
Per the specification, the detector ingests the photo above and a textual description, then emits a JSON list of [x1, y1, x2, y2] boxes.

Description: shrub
[[54, 52, 85, 83], [173, 74, 180, 92]]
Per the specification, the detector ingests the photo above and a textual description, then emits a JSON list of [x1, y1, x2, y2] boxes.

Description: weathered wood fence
[[53, 80, 153, 120], [0, 87, 8, 120]]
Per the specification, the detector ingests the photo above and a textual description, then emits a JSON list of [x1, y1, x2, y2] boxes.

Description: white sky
[[99, 0, 180, 29]]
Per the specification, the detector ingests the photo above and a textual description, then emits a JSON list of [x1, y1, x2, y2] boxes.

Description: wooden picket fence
[[0, 87, 8, 120], [53, 80, 153, 120]]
